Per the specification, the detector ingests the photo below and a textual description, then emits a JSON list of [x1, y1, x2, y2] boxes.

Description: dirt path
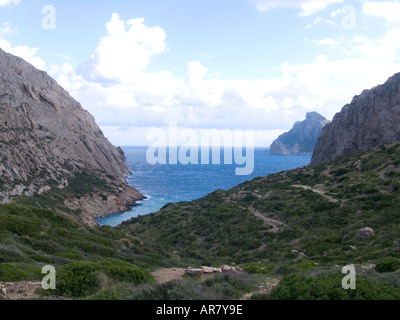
[[291, 185, 338, 203], [151, 268, 187, 284], [248, 206, 289, 233], [0, 281, 42, 300]]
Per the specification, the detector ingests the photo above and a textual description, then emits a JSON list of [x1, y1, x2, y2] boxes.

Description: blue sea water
[[97, 147, 311, 227]]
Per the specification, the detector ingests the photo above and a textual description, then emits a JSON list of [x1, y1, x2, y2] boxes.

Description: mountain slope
[[120, 142, 400, 267], [311, 73, 400, 165], [1, 142, 399, 300], [270, 112, 329, 155], [0, 48, 144, 224]]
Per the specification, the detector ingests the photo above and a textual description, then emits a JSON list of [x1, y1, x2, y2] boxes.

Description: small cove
[[97, 147, 311, 227]]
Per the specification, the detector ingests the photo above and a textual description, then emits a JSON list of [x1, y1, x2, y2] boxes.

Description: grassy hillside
[[1, 143, 400, 300], [0, 203, 174, 298], [117, 142, 400, 299], [120, 143, 400, 266]]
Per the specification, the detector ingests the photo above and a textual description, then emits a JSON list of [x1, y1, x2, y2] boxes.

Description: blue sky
[[1, 0, 400, 146]]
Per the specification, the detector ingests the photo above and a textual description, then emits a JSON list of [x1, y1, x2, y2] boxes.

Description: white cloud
[[0, 39, 46, 70], [0, 23, 19, 37], [196, 52, 212, 59], [304, 17, 323, 28], [331, 7, 348, 17], [312, 38, 339, 46], [352, 28, 400, 64], [363, 1, 400, 22], [300, 0, 344, 17], [184, 61, 224, 107], [250, 0, 344, 16], [47, 13, 400, 147], [87, 13, 167, 83], [0, 0, 19, 6], [100, 125, 286, 147]]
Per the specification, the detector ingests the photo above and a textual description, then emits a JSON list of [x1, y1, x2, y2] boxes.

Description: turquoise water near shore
[[97, 147, 311, 227]]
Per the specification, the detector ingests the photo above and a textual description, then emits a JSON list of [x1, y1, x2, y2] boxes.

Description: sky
[[1, 0, 400, 146]]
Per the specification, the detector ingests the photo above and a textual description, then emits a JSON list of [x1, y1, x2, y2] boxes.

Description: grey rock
[[356, 227, 375, 240], [312, 73, 400, 165], [186, 268, 204, 275], [221, 265, 236, 273], [270, 112, 330, 155], [201, 267, 215, 274], [0, 48, 144, 224]]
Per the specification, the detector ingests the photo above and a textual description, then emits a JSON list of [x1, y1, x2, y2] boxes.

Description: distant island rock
[[311, 72, 400, 166], [0, 48, 144, 225], [270, 112, 330, 155]]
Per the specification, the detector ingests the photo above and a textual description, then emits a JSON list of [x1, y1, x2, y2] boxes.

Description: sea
[[97, 147, 312, 227]]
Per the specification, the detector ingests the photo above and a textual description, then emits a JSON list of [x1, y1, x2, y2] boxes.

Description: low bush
[[244, 263, 273, 274], [270, 273, 400, 300], [55, 259, 152, 298], [295, 260, 317, 270], [0, 262, 42, 282], [376, 257, 400, 273]]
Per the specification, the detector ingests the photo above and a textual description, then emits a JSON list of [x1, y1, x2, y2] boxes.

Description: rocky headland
[[0, 48, 144, 225], [312, 73, 400, 165], [270, 111, 330, 155]]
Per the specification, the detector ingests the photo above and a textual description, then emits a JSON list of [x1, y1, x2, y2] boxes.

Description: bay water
[[97, 147, 311, 227]]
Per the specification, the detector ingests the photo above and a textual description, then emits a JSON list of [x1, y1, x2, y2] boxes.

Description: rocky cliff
[[270, 112, 329, 155], [0, 48, 144, 225], [311, 73, 400, 166]]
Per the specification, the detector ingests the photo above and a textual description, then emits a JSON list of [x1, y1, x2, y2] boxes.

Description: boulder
[[186, 268, 204, 275], [201, 267, 215, 274], [356, 227, 375, 240], [221, 265, 235, 273]]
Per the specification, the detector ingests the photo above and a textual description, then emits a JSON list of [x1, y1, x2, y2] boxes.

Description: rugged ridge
[[311, 72, 400, 165], [270, 112, 329, 155], [0, 48, 144, 224]]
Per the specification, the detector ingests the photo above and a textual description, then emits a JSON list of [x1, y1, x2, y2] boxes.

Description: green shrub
[[250, 293, 269, 300], [274, 264, 298, 275], [295, 260, 317, 270], [55, 262, 99, 297], [132, 281, 218, 300], [203, 273, 254, 298], [54, 252, 84, 261], [0, 263, 42, 282], [270, 273, 400, 300], [244, 263, 273, 274], [29, 254, 52, 263], [97, 259, 152, 283], [56, 259, 152, 298], [0, 249, 25, 263], [376, 258, 400, 273], [93, 283, 135, 300], [330, 168, 349, 177], [132, 273, 260, 300]]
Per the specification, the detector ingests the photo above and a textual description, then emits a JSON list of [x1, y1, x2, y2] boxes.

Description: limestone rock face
[[0, 48, 143, 223], [311, 73, 400, 165], [270, 112, 329, 155]]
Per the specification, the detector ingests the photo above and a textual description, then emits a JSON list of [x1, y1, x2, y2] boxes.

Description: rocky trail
[[291, 184, 338, 203], [248, 206, 289, 233], [0, 281, 42, 300]]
